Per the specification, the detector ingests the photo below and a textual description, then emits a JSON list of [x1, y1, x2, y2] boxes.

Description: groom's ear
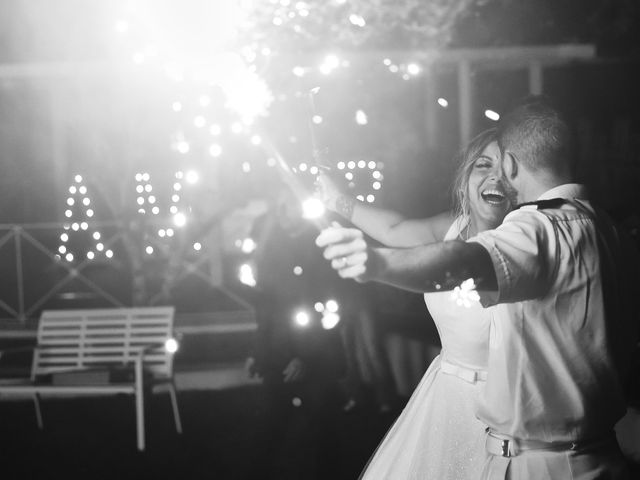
[[502, 151, 518, 180]]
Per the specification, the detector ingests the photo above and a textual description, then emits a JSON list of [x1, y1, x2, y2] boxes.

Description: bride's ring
[[338, 257, 348, 268]]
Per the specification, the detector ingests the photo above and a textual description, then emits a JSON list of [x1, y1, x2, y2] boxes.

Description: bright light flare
[[407, 63, 421, 75], [117, 2, 249, 66], [241, 238, 257, 253], [164, 338, 179, 353], [302, 198, 325, 219], [319, 54, 340, 75], [451, 278, 481, 308], [325, 299, 339, 313], [176, 141, 190, 154], [321, 312, 340, 330], [211, 53, 273, 123], [294, 310, 310, 327], [485, 109, 500, 121], [185, 170, 199, 184], [239, 263, 256, 287], [349, 14, 366, 27], [173, 212, 187, 227]]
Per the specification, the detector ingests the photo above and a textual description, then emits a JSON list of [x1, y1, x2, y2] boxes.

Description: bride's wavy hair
[[451, 128, 499, 220]]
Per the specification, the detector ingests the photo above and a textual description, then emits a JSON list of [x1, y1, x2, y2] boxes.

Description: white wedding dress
[[360, 217, 491, 479]]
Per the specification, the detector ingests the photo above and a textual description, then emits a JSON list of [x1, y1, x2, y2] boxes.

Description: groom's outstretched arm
[[315, 226, 497, 294]]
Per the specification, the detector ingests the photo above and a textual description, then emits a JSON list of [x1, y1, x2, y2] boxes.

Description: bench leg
[[168, 382, 182, 434], [135, 358, 145, 451], [32, 393, 43, 429]]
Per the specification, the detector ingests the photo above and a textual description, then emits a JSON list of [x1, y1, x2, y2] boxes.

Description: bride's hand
[[316, 226, 375, 282]]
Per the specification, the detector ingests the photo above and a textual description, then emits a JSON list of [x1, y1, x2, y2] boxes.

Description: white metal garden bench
[[0, 306, 182, 451]]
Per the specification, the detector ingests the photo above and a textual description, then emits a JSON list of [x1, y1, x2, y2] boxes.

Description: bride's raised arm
[[316, 171, 453, 248]]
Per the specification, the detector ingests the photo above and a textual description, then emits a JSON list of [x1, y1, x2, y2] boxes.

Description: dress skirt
[[360, 355, 487, 480]]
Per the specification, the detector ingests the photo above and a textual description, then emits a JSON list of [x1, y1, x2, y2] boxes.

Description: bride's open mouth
[[481, 189, 507, 206]]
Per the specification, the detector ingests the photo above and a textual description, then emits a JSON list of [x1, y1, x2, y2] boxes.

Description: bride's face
[[467, 141, 512, 229]]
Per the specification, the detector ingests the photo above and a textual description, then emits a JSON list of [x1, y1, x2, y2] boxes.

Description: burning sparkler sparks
[[451, 278, 480, 308]]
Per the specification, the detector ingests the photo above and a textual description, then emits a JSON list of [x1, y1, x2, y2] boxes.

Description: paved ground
[[0, 384, 398, 480], [2, 364, 639, 480]]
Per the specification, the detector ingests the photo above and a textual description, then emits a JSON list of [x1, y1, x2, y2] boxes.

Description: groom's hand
[[315, 226, 378, 282]]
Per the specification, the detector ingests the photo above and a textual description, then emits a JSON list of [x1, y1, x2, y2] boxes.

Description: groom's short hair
[[498, 95, 573, 176]]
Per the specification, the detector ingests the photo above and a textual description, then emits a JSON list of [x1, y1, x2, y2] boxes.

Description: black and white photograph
[[0, 1, 639, 479]]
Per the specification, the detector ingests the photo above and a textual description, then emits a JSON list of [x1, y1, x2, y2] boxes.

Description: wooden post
[[528, 61, 543, 95], [458, 60, 472, 146], [424, 74, 438, 150]]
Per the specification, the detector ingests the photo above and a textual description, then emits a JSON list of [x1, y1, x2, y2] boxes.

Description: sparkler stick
[[306, 87, 332, 172], [261, 135, 329, 231]]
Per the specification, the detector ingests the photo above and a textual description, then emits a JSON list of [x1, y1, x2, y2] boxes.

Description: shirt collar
[[537, 183, 587, 201]]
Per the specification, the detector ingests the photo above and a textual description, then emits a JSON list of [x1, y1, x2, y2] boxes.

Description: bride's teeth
[[483, 190, 504, 197]]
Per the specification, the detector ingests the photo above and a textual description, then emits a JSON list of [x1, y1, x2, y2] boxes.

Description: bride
[[316, 128, 512, 479]]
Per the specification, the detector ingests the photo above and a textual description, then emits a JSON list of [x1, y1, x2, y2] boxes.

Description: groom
[[316, 97, 639, 479]]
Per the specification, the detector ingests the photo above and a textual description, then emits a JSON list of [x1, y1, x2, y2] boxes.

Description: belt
[[439, 358, 488, 384], [485, 429, 614, 458]]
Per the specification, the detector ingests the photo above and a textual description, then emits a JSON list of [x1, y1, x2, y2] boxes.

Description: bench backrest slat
[[32, 307, 176, 378]]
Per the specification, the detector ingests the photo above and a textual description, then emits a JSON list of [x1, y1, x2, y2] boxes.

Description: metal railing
[[0, 221, 254, 328]]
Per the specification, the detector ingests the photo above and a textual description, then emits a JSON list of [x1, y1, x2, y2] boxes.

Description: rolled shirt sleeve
[[468, 207, 557, 307]]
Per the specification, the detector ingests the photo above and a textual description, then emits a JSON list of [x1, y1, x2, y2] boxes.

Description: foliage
[[451, 0, 640, 55], [240, 0, 482, 50]]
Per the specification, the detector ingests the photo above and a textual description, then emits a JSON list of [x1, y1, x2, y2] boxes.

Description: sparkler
[[261, 135, 329, 230], [306, 87, 332, 172], [251, 88, 336, 232]]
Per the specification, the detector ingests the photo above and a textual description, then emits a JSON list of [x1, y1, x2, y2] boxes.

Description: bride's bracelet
[[336, 195, 355, 221]]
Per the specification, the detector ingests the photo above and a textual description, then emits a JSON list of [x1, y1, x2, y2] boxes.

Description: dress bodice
[[423, 217, 491, 371]]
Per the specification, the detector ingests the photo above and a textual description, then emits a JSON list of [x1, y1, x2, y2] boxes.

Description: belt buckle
[[501, 439, 511, 457]]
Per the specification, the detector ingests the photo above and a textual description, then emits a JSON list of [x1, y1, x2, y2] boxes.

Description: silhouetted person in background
[[242, 187, 345, 480]]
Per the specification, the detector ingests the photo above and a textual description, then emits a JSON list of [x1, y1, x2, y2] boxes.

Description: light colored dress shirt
[[469, 183, 637, 443]]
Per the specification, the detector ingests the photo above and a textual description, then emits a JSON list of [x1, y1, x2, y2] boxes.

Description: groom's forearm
[[371, 240, 497, 294]]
